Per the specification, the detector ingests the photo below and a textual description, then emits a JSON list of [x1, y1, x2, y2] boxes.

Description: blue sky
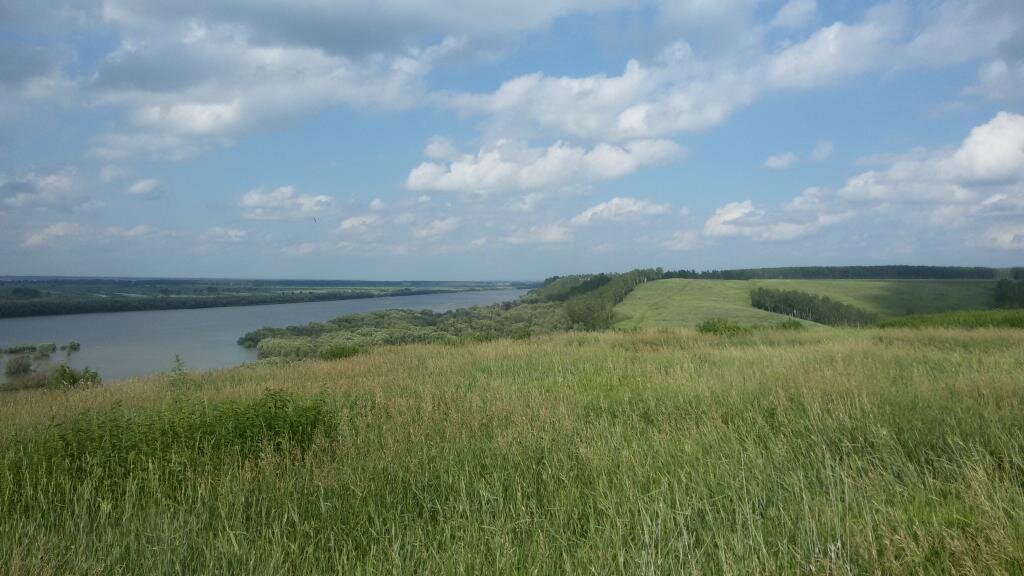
[[1, 0, 1022, 280]]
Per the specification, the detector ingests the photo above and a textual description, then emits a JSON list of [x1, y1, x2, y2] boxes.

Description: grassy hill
[[615, 278, 996, 329], [2, 328, 1023, 573]]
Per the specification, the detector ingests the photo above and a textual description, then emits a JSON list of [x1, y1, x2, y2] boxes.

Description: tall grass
[[2, 328, 1023, 574], [878, 308, 1024, 329]]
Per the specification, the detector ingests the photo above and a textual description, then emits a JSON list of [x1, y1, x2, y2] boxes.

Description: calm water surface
[[0, 289, 526, 383]]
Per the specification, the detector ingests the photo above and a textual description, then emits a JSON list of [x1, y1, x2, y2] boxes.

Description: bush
[[5, 355, 33, 377], [50, 364, 101, 388], [34, 343, 57, 358], [775, 319, 807, 331], [320, 342, 362, 360], [697, 318, 751, 335]]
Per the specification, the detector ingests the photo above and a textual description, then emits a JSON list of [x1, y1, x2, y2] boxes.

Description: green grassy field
[[2, 328, 1023, 574], [615, 278, 996, 329], [878, 309, 1024, 329]]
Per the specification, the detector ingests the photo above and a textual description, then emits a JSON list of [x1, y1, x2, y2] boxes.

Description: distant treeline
[[995, 279, 1024, 308], [241, 269, 663, 359], [750, 287, 876, 326], [0, 288, 461, 319], [664, 265, 999, 280]]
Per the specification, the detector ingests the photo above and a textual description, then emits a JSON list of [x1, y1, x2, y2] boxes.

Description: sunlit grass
[[615, 278, 996, 329], [2, 328, 1023, 574]]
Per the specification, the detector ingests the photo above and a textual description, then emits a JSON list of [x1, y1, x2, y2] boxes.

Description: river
[[0, 289, 527, 383]]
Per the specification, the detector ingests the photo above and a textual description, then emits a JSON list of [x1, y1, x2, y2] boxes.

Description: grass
[[615, 278, 996, 329], [2, 328, 1023, 574], [878, 308, 1024, 329]]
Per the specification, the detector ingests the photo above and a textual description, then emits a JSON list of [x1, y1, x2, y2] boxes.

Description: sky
[[1, 0, 1023, 280]]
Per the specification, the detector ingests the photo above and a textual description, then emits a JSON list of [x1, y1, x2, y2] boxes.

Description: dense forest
[[750, 287, 877, 326], [0, 277, 530, 318], [995, 279, 1024, 308]]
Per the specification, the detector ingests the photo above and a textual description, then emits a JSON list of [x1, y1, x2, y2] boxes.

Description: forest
[[749, 287, 877, 326], [0, 278, 526, 318]]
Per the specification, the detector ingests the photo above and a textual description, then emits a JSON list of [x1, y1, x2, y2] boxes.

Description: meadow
[[2, 327, 1023, 574], [614, 278, 996, 329]]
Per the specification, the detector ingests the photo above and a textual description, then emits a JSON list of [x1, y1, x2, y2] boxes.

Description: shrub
[[5, 355, 33, 377], [50, 364, 101, 388], [320, 342, 362, 360], [34, 343, 57, 358], [775, 319, 807, 331], [697, 318, 751, 335]]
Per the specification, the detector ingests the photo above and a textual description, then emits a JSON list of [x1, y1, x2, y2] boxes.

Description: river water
[[0, 289, 526, 383]]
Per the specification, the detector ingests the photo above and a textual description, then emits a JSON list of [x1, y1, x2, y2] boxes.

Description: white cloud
[[704, 199, 851, 241], [0, 168, 86, 211], [413, 217, 459, 238], [503, 223, 573, 244], [126, 178, 160, 197], [423, 136, 459, 160], [89, 24, 463, 160], [840, 112, 1024, 204], [662, 229, 701, 251], [22, 221, 83, 247], [766, 4, 905, 90], [100, 165, 127, 183], [338, 214, 380, 231], [104, 224, 156, 238], [240, 185, 333, 220], [902, 0, 1023, 68], [201, 226, 247, 243], [983, 225, 1024, 250], [406, 138, 682, 195], [811, 140, 833, 161], [770, 0, 817, 29], [506, 192, 545, 212], [369, 198, 387, 211], [764, 152, 797, 170], [973, 58, 1024, 101], [570, 197, 671, 225]]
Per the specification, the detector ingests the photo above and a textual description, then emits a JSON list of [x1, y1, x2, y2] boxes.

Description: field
[[615, 278, 996, 329], [2, 328, 1023, 573]]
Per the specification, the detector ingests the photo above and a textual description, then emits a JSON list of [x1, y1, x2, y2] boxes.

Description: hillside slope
[[615, 279, 995, 328]]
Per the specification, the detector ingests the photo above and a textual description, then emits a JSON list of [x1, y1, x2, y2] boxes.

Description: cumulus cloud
[[840, 112, 1024, 204], [0, 169, 86, 211], [704, 199, 851, 241], [240, 185, 333, 220], [662, 229, 702, 251], [104, 224, 156, 238], [764, 153, 797, 170], [984, 225, 1024, 250], [406, 139, 682, 196], [22, 222, 83, 247], [570, 197, 671, 225], [442, 4, 928, 145], [770, 0, 817, 29], [126, 178, 160, 197], [338, 214, 380, 232], [811, 140, 833, 161], [503, 223, 574, 244], [413, 217, 459, 238], [88, 23, 463, 160]]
